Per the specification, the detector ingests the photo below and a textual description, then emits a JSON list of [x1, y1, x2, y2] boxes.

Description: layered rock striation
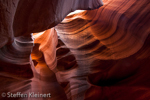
[[0, 0, 150, 100]]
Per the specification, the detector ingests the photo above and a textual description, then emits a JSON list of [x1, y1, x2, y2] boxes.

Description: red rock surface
[[0, 0, 150, 100]]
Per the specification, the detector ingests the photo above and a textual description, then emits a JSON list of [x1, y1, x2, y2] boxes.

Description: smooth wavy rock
[[0, 0, 103, 99], [32, 29, 58, 71], [0, 35, 34, 100], [31, 31, 68, 100], [13, 0, 103, 37], [55, 0, 150, 99], [0, 0, 103, 47], [0, 0, 150, 100], [32, 29, 90, 100], [56, 0, 150, 60], [0, 35, 34, 79]]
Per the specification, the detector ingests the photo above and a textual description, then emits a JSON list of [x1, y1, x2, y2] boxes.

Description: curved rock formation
[[0, 0, 103, 100], [0, 0, 103, 47], [13, 0, 103, 37], [0, 0, 150, 100], [54, 0, 150, 99]]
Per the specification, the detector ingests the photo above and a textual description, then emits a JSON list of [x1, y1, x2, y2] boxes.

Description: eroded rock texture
[[54, 0, 150, 99], [0, 0, 150, 100], [0, 0, 103, 100]]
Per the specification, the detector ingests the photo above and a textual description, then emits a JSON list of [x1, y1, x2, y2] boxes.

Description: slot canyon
[[0, 0, 150, 100]]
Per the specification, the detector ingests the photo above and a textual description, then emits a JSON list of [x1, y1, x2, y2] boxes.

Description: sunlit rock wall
[[55, 0, 150, 99], [0, 0, 150, 100], [0, 0, 103, 100]]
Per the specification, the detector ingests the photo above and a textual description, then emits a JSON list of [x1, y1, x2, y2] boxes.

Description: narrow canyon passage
[[0, 0, 150, 100]]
